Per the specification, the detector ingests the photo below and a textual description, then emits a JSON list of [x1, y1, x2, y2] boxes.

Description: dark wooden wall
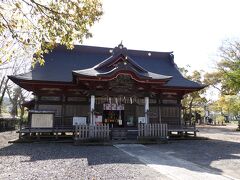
[[34, 95, 182, 127]]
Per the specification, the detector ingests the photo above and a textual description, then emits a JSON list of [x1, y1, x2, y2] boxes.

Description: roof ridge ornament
[[169, 53, 175, 65], [119, 40, 123, 47], [95, 42, 150, 73], [112, 42, 127, 55]]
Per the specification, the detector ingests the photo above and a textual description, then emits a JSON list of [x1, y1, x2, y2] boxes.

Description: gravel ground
[[198, 124, 240, 142], [148, 124, 240, 179], [1, 125, 239, 180], [0, 131, 167, 180]]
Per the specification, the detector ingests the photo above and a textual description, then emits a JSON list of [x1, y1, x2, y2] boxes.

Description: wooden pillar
[[90, 95, 95, 125], [145, 97, 149, 124], [158, 98, 162, 124], [179, 105, 182, 125], [35, 95, 39, 110], [19, 116, 23, 139], [61, 95, 66, 128], [177, 98, 182, 125]]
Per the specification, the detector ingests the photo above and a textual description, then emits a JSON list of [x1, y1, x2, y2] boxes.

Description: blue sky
[[84, 0, 240, 72]]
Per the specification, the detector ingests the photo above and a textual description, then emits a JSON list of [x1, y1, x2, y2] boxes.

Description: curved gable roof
[[10, 44, 204, 89], [73, 44, 172, 83]]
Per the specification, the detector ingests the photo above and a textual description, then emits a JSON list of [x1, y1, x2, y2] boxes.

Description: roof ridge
[[54, 44, 173, 57]]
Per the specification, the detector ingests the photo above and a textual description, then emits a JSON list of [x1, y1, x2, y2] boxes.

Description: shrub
[[216, 116, 225, 125]]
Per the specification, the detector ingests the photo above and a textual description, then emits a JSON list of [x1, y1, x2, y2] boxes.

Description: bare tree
[[0, 34, 32, 116], [7, 86, 31, 118], [6, 86, 21, 117], [0, 76, 9, 114], [18, 90, 31, 119]]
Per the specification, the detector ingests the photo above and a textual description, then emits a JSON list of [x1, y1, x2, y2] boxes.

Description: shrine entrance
[[94, 97, 145, 129], [101, 104, 139, 128], [102, 110, 124, 128], [92, 74, 149, 128]]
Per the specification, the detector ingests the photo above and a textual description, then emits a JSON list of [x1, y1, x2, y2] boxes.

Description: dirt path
[[115, 144, 234, 180], [0, 131, 18, 147], [197, 124, 240, 143]]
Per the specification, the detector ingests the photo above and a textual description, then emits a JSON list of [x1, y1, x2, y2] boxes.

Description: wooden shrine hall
[[9, 43, 205, 140]]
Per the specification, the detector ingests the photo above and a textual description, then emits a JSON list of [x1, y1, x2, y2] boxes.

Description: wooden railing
[[138, 123, 168, 139], [74, 124, 110, 141]]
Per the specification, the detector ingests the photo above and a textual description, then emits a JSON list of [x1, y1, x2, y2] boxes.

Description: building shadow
[[0, 138, 240, 178], [148, 138, 240, 177], [0, 142, 143, 165]]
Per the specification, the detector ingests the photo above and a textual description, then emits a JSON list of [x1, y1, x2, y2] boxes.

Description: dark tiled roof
[[12, 44, 204, 89], [73, 45, 172, 81]]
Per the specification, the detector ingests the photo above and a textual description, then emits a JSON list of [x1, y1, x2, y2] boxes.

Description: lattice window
[[65, 105, 89, 117], [40, 96, 61, 101], [136, 105, 144, 117], [67, 97, 87, 102], [161, 107, 179, 118], [38, 105, 62, 116], [162, 99, 178, 104], [149, 106, 158, 118]]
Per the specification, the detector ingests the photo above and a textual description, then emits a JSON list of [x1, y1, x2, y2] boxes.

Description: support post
[[157, 98, 162, 124], [145, 97, 149, 124], [19, 117, 22, 139], [90, 95, 95, 125], [35, 95, 39, 110], [61, 95, 66, 128]]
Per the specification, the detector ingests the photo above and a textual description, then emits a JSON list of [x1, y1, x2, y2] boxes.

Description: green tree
[[218, 40, 240, 93], [0, 0, 103, 65], [210, 95, 240, 121], [205, 40, 240, 94], [179, 67, 207, 123]]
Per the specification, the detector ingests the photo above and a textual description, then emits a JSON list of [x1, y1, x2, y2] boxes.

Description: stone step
[[127, 130, 138, 139], [111, 129, 138, 140]]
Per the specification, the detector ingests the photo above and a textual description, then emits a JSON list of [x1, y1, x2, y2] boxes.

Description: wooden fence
[[75, 124, 110, 141], [138, 123, 168, 139], [0, 117, 18, 132]]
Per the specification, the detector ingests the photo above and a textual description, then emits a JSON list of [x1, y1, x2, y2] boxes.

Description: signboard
[[73, 117, 87, 125], [103, 103, 124, 110], [138, 117, 146, 124], [94, 115, 102, 123], [118, 119, 122, 125], [31, 113, 54, 128], [117, 104, 124, 110]]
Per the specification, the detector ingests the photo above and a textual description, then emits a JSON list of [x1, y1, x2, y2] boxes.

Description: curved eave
[[73, 67, 171, 79], [95, 54, 149, 73], [158, 84, 207, 94], [73, 70, 172, 84], [22, 99, 35, 108], [8, 75, 19, 84], [8, 75, 75, 91]]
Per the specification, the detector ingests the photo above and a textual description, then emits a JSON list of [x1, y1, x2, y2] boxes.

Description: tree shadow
[[198, 126, 239, 134], [0, 138, 240, 179], [148, 139, 240, 178], [0, 143, 143, 166]]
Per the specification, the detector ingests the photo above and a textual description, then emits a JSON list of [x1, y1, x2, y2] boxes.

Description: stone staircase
[[111, 128, 138, 140]]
